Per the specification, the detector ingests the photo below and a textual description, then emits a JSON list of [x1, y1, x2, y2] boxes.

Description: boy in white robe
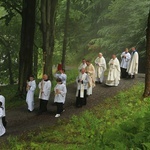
[[54, 78, 67, 117], [106, 55, 121, 86], [76, 68, 89, 107], [0, 102, 6, 137], [38, 74, 51, 115], [26, 75, 36, 112], [127, 47, 139, 79], [120, 48, 131, 78], [95, 53, 107, 83], [0, 94, 7, 128]]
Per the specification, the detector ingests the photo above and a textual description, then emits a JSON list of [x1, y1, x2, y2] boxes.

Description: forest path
[[1, 74, 145, 141]]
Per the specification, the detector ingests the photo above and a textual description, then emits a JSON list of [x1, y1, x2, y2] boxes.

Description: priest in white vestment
[[38, 74, 51, 115], [127, 47, 139, 79], [0, 94, 6, 128], [106, 55, 121, 86], [95, 53, 107, 83], [120, 48, 131, 78], [0, 101, 6, 136], [85, 60, 95, 95], [26, 75, 36, 112], [76, 68, 89, 107], [54, 78, 67, 117]]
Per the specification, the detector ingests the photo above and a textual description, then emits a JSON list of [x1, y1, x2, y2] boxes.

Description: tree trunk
[[7, 50, 14, 84], [18, 0, 36, 97], [61, 0, 70, 70], [41, 0, 58, 79], [143, 11, 150, 97]]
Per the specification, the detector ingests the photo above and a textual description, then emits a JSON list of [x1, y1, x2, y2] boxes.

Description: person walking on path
[[120, 48, 131, 78], [0, 101, 6, 137], [94, 53, 107, 84], [38, 74, 51, 115], [76, 68, 89, 107], [106, 54, 121, 86], [127, 47, 139, 79], [54, 78, 67, 118], [26, 75, 36, 112], [0, 94, 7, 128]]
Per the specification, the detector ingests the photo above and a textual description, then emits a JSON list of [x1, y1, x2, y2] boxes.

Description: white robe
[[54, 84, 67, 104], [55, 73, 67, 85], [0, 108, 6, 136], [26, 80, 36, 111], [127, 51, 139, 75], [95, 56, 107, 82], [120, 52, 131, 69], [76, 73, 88, 98], [78, 63, 87, 71], [38, 80, 51, 100], [106, 58, 120, 86], [85, 64, 95, 95], [0, 95, 5, 117]]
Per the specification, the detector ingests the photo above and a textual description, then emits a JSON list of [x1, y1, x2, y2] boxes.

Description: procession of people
[[0, 47, 139, 137]]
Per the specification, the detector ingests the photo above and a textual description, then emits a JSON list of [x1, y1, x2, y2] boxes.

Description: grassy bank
[[2, 83, 150, 150]]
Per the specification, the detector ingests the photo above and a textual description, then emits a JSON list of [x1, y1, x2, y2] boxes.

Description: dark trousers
[[56, 102, 64, 114], [39, 99, 48, 113], [76, 90, 87, 107], [121, 68, 128, 78], [2, 117, 7, 128]]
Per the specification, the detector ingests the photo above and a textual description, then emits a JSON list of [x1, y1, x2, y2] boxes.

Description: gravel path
[[1, 74, 145, 141]]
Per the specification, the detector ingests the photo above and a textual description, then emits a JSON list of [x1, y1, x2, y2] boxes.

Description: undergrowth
[[2, 83, 150, 150]]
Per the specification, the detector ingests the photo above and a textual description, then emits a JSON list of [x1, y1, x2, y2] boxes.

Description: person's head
[[29, 75, 34, 81], [81, 68, 85, 74], [98, 53, 103, 58], [56, 78, 62, 84], [82, 59, 86, 64], [59, 69, 65, 74], [131, 47, 136, 51], [125, 48, 128, 53], [112, 54, 116, 59], [86, 60, 91, 66], [43, 74, 48, 80]]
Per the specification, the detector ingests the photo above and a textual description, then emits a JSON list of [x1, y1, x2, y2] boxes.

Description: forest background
[[0, 0, 150, 96]]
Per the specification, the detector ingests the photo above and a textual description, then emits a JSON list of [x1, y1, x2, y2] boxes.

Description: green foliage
[[3, 83, 150, 150]]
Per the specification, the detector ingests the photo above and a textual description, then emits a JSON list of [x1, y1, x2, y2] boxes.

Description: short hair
[[56, 78, 62, 83]]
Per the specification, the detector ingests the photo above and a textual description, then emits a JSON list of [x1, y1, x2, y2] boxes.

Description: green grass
[[2, 83, 150, 150]]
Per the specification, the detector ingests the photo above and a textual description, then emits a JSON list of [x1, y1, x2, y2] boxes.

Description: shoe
[[62, 110, 65, 112], [55, 114, 60, 118]]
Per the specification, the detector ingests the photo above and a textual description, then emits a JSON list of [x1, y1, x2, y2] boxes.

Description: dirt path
[[1, 74, 145, 141]]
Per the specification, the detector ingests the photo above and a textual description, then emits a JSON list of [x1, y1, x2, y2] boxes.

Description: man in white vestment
[[127, 47, 139, 79], [106, 55, 121, 86], [0, 93, 7, 128], [54, 69, 67, 85], [85, 60, 95, 95], [78, 59, 87, 72], [76, 68, 89, 107], [120, 48, 131, 78], [95, 53, 107, 83], [26, 75, 36, 112], [38, 74, 51, 115]]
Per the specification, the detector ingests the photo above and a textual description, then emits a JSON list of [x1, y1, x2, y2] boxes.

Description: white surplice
[[26, 80, 36, 111], [0, 107, 5, 136], [106, 57, 120, 86], [95, 56, 107, 82], [120, 52, 131, 69]]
